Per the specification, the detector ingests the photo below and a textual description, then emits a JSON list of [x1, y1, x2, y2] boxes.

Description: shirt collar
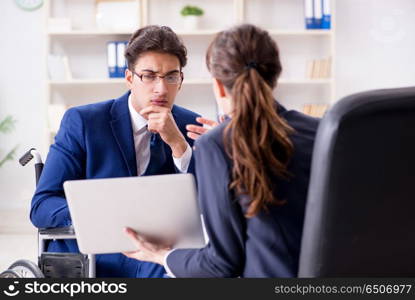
[[128, 94, 148, 133]]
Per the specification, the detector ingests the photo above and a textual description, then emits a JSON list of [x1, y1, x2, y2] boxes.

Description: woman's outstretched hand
[[122, 227, 172, 266], [186, 117, 220, 140]]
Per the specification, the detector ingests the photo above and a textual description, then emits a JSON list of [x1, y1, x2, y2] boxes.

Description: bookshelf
[[43, 0, 335, 146]]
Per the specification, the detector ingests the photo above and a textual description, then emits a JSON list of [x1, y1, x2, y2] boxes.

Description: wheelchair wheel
[[0, 269, 21, 278], [5, 259, 44, 278]]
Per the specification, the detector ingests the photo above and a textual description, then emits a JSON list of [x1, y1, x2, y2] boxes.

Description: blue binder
[[322, 0, 331, 29], [305, 0, 331, 30], [116, 41, 128, 77], [107, 41, 117, 78], [313, 0, 323, 29], [304, 0, 315, 29]]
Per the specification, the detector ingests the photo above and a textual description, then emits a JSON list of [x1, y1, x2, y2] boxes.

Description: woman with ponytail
[[124, 24, 319, 277]]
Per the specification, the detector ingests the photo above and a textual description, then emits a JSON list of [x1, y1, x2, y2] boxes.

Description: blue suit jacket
[[166, 105, 319, 277], [30, 91, 200, 278]]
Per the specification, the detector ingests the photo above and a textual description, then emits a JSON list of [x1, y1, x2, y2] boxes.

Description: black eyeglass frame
[[130, 70, 184, 85]]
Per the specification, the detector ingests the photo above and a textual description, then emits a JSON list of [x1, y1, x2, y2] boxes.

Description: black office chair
[[298, 86, 415, 277]]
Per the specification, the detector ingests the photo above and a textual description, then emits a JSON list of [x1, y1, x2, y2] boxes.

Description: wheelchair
[[0, 149, 96, 278]]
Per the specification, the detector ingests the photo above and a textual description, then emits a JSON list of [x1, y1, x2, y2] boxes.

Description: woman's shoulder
[[278, 108, 320, 164], [277, 107, 320, 145], [195, 119, 229, 150], [195, 108, 320, 154], [279, 108, 320, 134], [193, 120, 232, 171]]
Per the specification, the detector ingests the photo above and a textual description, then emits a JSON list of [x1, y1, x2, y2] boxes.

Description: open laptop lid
[[63, 174, 206, 254]]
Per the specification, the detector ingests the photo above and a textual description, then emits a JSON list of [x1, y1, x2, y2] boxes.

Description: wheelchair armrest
[[38, 226, 76, 240]]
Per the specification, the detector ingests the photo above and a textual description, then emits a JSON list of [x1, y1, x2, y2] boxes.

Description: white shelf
[[47, 29, 332, 37], [269, 29, 333, 36], [174, 30, 219, 36], [48, 78, 333, 86], [49, 78, 212, 86], [278, 78, 333, 84], [48, 79, 125, 85], [48, 30, 132, 36], [179, 29, 334, 37]]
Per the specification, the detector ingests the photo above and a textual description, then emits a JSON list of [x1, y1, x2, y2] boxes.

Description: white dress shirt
[[128, 95, 192, 175]]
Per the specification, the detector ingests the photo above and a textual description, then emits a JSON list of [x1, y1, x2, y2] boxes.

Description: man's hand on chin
[[140, 105, 188, 158]]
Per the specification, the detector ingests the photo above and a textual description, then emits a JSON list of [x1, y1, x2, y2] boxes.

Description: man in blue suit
[[30, 25, 200, 277]]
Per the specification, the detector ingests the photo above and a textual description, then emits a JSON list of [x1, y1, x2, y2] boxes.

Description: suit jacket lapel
[[110, 91, 138, 177]]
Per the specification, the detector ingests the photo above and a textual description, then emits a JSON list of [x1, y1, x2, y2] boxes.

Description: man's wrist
[[170, 138, 187, 158]]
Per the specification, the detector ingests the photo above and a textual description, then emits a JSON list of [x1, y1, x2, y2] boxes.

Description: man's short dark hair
[[125, 25, 187, 70]]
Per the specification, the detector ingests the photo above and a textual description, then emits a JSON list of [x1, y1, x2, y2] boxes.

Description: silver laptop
[[63, 174, 206, 254]]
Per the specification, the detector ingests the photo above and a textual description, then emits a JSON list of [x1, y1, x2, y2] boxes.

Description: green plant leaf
[[0, 116, 16, 134], [180, 5, 204, 16], [0, 145, 18, 168]]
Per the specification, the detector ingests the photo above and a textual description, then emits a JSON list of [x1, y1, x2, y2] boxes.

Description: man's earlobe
[[178, 73, 184, 90], [125, 69, 133, 88]]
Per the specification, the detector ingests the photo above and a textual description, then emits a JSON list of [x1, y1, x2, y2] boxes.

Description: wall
[[336, 0, 415, 99], [0, 0, 45, 224]]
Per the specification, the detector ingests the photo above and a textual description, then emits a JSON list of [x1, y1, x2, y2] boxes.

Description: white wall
[[336, 0, 415, 100], [0, 0, 414, 228], [0, 1, 46, 218]]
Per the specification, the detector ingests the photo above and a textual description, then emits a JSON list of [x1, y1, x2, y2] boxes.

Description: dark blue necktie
[[142, 133, 166, 176]]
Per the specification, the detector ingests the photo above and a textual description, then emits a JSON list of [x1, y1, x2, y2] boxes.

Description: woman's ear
[[213, 78, 227, 99], [212, 77, 232, 116]]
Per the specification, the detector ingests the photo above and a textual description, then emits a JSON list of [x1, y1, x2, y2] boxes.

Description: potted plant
[[0, 116, 18, 168], [180, 5, 204, 31]]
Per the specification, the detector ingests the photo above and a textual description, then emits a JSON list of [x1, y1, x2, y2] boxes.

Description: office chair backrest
[[298, 86, 415, 277]]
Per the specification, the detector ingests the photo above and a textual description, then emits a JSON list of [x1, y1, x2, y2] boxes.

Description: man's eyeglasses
[[131, 70, 183, 85]]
